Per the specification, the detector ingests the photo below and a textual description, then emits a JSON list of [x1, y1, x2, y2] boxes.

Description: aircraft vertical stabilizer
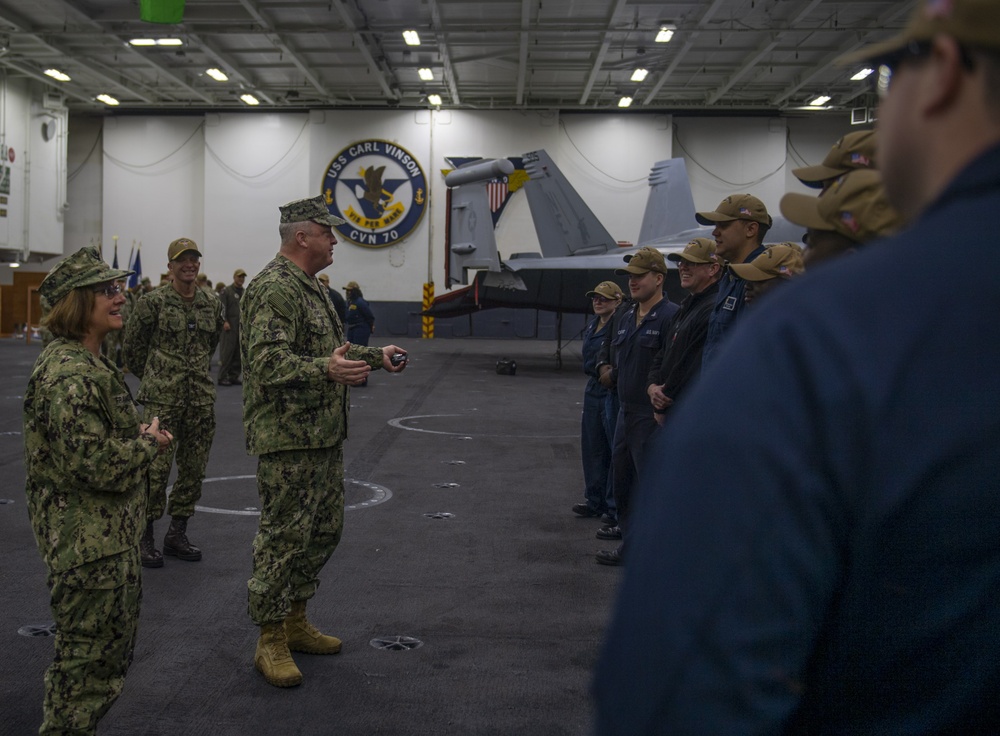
[[521, 150, 616, 258], [637, 158, 702, 246], [446, 159, 514, 285]]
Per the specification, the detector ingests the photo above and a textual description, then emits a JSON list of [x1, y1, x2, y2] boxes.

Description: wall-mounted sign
[[322, 139, 427, 249]]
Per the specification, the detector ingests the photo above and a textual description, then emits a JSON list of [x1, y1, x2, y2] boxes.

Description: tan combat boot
[[254, 623, 303, 687], [284, 600, 343, 654]]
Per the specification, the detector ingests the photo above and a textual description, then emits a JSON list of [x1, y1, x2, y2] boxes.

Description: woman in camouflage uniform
[[23, 246, 172, 735]]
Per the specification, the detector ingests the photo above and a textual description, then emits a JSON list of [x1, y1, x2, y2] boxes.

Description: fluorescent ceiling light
[[403, 30, 421, 46], [418, 68, 434, 81], [808, 95, 831, 106], [631, 68, 648, 82], [9, 262, 20, 268], [129, 38, 183, 47], [850, 68, 874, 81], [44, 69, 71, 82], [655, 26, 674, 43], [206, 68, 229, 82], [618, 96, 633, 108], [97, 94, 120, 106], [427, 93, 442, 106], [240, 94, 260, 106]]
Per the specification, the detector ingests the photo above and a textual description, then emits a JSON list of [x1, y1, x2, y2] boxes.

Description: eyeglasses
[[873, 40, 974, 98], [93, 282, 124, 299]]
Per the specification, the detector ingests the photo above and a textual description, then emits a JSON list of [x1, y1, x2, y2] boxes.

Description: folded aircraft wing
[[432, 149, 802, 318]]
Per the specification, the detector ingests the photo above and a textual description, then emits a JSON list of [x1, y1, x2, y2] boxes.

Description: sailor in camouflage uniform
[[124, 237, 224, 567], [241, 194, 408, 687], [24, 247, 172, 735], [217, 268, 246, 385]]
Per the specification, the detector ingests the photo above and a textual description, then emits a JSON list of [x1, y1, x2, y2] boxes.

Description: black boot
[[140, 521, 163, 568], [163, 516, 202, 561]]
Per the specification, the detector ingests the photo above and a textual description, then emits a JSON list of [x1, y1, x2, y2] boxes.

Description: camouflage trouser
[[41, 551, 141, 736], [143, 401, 216, 522], [247, 446, 345, 626], [217, 328, 241, 383]]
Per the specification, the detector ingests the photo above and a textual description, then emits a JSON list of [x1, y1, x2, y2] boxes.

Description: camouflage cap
[[695, 194, 773, 228], [615, 247, 667, 276], [780, 169, 903, 244], [839, 0, 1000, 66], [667, 238, 722, 265], [344, 280, 360, 291], [168, 237, 201, 260], [317, 273, 330, 284], [586, 280, 624, 300], [279, 195, 347, 227], [234, 268, 247, 278], [39, 246, 133, 305], [793, 130, 877, 189], [729, 244, 805, 282]]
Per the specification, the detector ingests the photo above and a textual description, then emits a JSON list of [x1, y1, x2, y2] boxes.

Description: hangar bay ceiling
[[0, 0, 914, 113]]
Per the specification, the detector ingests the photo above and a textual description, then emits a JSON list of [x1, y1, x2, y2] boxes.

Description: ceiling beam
[[122, 47, 215, 104], [329, 0, 397, 101], [770, 0, 918, 106], [641, 0, 729, 106], [0, 59, 100, 105], [236, 0, 334, 102], [427, 0, 460, 105], [516, 0, 531, 105], [44, 0, 214, 104], [838, 85, 875, 106], [704, 0, 824, 106], [705, 33, 779, 105], [0, 2, 157, 103], [186, 32, 276, 105], [578, 0, 629, 106]]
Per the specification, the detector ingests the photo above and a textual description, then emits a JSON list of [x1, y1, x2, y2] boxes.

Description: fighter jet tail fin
[[521, 150, 616, 259], [446, 159, 515, 286], [637, 158, 700, 246]]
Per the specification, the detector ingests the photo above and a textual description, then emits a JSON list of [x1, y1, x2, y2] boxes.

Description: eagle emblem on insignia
[[322, 140, 428, 249]]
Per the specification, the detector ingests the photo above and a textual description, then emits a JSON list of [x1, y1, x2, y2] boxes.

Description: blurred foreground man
[[241, 195, 408, 688], [595, 1, 1000, 733]]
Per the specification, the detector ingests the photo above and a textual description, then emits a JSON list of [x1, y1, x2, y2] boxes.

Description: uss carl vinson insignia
[[322, 139, 428, 249]]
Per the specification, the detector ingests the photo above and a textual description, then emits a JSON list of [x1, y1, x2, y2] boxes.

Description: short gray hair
[[279, 220, 311, 246]]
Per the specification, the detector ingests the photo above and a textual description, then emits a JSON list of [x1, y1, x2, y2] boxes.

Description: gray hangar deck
[[0, 336, 619, 736]]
